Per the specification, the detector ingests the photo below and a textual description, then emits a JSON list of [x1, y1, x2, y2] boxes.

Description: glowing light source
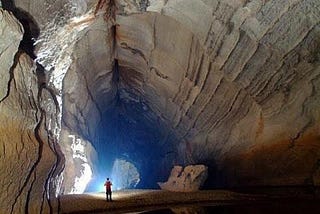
[[87, 176, 113, 193], [86, 159, 140, 193]]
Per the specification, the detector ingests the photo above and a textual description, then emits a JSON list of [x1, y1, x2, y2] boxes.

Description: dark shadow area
[[203, 161, 228, 189], [141, 199, 320, 214], [2, 0, 40, 59], [232, 185, 320, 199]]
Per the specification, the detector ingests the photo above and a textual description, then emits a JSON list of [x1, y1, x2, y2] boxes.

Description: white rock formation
[[158, 165, 208, 192]]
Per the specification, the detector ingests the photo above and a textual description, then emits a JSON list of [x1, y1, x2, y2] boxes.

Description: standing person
[[104, 178, 112, 201]]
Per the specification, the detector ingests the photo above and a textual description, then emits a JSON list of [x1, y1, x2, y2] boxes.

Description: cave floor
[[59, 189, 262, 213], [57, 189, 320, 214]]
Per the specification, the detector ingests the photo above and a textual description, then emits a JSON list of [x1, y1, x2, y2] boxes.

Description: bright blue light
[[98, 181, 105, 193], [90, 177, 105, 193], [90, 176, 120, 193], [85, 159, 140, 192]]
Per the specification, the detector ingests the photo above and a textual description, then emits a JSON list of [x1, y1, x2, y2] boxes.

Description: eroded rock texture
[[0, 8, 62, 213]]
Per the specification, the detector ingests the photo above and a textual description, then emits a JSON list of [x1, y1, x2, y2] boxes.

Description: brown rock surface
[[0, 52, 62, 213], [158, 165, 208, 192]]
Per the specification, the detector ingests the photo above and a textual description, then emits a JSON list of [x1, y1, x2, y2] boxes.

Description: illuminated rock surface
[[0, 0, 320, 213], [158, 165, 208, 192], [111, 159, 140, 190]]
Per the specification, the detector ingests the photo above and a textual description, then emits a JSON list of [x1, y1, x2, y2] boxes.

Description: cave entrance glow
[[90, 158, 140, 192], [85, 96, 175, 192]]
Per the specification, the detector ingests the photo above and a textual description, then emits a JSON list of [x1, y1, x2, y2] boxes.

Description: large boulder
[[158, 165, 208, 192]]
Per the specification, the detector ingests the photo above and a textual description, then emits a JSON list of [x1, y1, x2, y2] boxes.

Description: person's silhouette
[[104, 178, 112, 201]]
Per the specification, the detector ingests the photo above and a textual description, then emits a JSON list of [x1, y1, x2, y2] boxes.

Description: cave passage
[[85, 60, 177, 192], [85, 84, 176, 192]]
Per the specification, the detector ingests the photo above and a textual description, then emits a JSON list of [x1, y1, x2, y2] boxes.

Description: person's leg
[[107, 190, 111, 201], [110, 191, 112, 201]]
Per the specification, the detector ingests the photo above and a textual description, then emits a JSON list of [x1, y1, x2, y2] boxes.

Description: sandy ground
[[58, 189, 265, 214]]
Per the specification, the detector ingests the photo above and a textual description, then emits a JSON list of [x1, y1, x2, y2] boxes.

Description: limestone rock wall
[[0, 8, 62, 213]]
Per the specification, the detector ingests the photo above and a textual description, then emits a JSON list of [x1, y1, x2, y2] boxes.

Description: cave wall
[[0, 9, 62, 213]]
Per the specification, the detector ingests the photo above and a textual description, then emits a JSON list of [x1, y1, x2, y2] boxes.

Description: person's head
[[107, 178, 109, 181]]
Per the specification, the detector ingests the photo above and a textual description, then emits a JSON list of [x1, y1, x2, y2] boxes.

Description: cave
[[1, 0, 320, 213]]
